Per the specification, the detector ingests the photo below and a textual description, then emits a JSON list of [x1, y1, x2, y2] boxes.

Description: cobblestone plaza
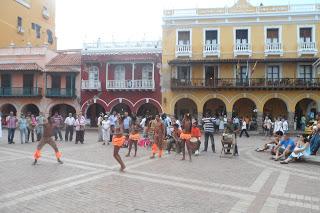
[[0, 130, 319, 213]]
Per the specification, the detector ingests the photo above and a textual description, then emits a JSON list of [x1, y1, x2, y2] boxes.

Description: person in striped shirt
[[201, 113, 215, 153]]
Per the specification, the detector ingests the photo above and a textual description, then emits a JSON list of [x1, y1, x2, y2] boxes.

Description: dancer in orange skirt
[[126, 123, 141, 157], [150, 114, 165, 159], [180, 113, 193, 161], [112, 127, 126, 171], [33, 117, 63, 165]]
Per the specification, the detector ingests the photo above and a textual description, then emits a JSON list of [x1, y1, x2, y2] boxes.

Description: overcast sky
[[56, 0, 319, 50]]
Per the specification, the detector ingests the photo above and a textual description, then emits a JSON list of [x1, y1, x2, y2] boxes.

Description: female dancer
[[112, 127, 126, 172], [180, 113, 193, 161]]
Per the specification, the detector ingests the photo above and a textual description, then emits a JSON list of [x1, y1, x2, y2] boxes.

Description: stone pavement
[[0, 130, 319, 213]]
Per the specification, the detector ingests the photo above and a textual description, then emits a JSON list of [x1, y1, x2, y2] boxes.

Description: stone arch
[[0, 103, 17, 116], [202, 98, 227, 117], [229, 93, 261, 112], [134, 98, 163, 115], [136, 103, 159, 117], [170, 94, 201, 116], [81, 98, 108, 115], [21, 104, 40, 116], [260, 93, 291, 112], [232, 98, 257, 119], [263, 98, 288, 120], [111, 103, 132, 115], [292, 93, 320, 111], [107, 98, 134, 114], [294, 98, 318, 130], [174, 98, 198, 120], [49, 104, 76, 118], [86, 103, 106, 127]]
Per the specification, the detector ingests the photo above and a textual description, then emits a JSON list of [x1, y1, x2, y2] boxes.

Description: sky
[[56, 0, 319, 50]]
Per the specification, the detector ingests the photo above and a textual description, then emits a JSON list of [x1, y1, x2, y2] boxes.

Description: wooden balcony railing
[[46, 88, 76, 98], [171, 78, 320, 90], [0, 87, 42, 97]]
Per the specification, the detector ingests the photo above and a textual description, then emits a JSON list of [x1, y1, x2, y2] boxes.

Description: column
[[35, 73, 38, 95], [288, 111, 295, 133], [106, 63, 109, 90], [256, 111, 263, 133], [227, 112, 232, 119], [45, 73, 48, 96], [131, 63, 135, 88]]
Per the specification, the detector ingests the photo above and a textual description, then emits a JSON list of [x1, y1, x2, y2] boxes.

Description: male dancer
[[32, 117, 63, 165], [150, 114, 165, 159], [180, 113, 193, 161]]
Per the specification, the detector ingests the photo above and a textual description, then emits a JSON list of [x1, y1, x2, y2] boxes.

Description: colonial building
[[162, 0, 320, 131], [0, 47, 80, 118], [0, 0, 56, 50], [81, 41, 162, 126]]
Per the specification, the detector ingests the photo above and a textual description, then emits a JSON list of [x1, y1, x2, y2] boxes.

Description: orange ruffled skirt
[[180, 133, 191, 140], [129, 133, 140, 141], [112, 136, 126, 147]]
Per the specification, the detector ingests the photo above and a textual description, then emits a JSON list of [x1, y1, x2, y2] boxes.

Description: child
[[191, 119, 201, 156], [112, 127, 126, 172], [126, 123, 141, 157]]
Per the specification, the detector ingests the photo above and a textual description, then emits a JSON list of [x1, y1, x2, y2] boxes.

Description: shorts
[[180, 133, 191, 140], [129, 133, 140, 141]]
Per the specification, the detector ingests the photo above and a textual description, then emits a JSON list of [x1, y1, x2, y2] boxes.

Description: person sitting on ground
[[272, 133, 295, 161], [255, 130, 283, 153], [280, 135, 310, 164], [166, 124, 182, 154]]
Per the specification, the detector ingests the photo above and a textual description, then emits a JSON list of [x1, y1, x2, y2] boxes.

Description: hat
[[104, 115, 108, 118]]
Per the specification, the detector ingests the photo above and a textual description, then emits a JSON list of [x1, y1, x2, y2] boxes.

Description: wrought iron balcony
[[298, 42, 317, 56], [265, 43, 283, 56], [176, 44, 192, 57], [106, 80, 155, 90], [81, 80, 101, 90], [46, 88, 76, 98], [234, 43, 252, 57], [171, 78, 320, 90], [203, 44, 220, 57], [0, 87, 42, 97]]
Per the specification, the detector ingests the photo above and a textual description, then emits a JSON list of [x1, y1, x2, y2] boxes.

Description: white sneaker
[[195, 150, 199, 156]]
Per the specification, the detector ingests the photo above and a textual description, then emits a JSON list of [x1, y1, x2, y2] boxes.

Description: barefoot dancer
[[126, 123, 141, 157], [33, 117, 63, 165], [150, 114, 165, 159], [112, 127, 126, 171], [180, 113, 193, 161]]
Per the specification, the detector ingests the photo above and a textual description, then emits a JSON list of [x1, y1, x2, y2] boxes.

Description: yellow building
[[162, 0, 320, 131], [0, 0, 56, 50]]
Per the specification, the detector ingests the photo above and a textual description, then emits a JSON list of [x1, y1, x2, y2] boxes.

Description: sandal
[[280, 161, 288, 164]]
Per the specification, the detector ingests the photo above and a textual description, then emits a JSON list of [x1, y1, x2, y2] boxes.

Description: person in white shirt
[[75, 112, 86, 144], [273, 117, 283, 134], [64, 113, 75, 142], [282, 119, 289, 134], [97, 113, 104, 142], [239, 118, 250, 138], [102, 115, 111, 145], [264, 116, 272, 137]]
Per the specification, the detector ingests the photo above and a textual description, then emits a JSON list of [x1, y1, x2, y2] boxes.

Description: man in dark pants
[[6, 111, 18, 144], [202, 113, 215, 152], [64, 113, 75, 141]]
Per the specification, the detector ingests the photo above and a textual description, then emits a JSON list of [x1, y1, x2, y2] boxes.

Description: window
[[17, 17, 22, 28], [177, 66, 191, 80], [266, 28, 279, 43], [299, 27, 312, 42], [51, 75, 61, 88], [114, 65, 125, 80], [205, 66, 219, 80], [236, 65, 249, 85], [205, 30, 218, 45], [89, 66, 99, 81], [177, 31, 190, 45], [31, 23, 41, 38], [235, 29, 248, 44], [299, 65, 313, 81], [142, 65, 153, 80], [47, 29, 53, 44], [267, 66, 280, 81]]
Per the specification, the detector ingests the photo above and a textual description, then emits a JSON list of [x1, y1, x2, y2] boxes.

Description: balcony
[[0, 87, 42, 97], [203, 43, 220, 57], [171, 78, 320, 90], [176, 44, 192, 57], [234, 43, 252, 57], [82, 80, 101, 91], [106, 80, 155, 90], [46, 88, 76, 98], [298, 42, 317, 56], [265, 43, 283, 56]]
